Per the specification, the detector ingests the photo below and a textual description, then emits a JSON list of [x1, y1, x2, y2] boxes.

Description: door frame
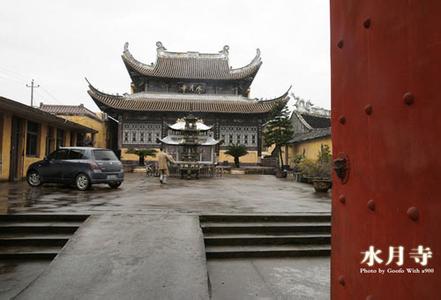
[[9, 116, 21, 181]]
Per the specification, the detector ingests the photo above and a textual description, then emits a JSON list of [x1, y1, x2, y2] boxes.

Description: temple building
[[86, 42, 289, 164], [285, 97, 332, 164]]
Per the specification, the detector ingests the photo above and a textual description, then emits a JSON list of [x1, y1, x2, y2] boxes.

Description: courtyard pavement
[[0, 173, 331, 215], [0, 174, 331, 300]]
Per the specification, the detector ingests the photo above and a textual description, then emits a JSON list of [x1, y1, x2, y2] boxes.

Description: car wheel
[[27, 170, 42, 187], [108, 182, 122, 189], [75, 173, 90, 191]]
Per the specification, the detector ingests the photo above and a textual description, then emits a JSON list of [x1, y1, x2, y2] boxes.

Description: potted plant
[[298, 159, 316, 183], [311, 160, 332, 192], [311, 145, 332, 193], [291, 154, 305, 181]]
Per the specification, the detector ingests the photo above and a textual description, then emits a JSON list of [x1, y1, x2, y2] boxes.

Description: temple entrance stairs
[[0, 214, 89, 260], [200, 214, 331, 259]]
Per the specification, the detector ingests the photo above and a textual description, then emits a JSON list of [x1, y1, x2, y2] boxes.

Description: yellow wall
[[219, 150, 258, 164], [60, 115, 107, 148], [286, 137, 332, 166], [0, 114, 89, 181], [0, 113, 11, 181], [22, 123, 49, 178], [120, 148, 158, 161]]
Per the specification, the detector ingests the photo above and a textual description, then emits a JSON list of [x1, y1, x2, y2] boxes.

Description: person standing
[[157, 147, 176, 184]]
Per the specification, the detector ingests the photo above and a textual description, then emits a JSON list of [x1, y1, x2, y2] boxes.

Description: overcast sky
[[0, 0, 330, 111]]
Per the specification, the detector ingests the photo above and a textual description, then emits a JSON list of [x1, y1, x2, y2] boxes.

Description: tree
[[225, 144, 248, 168], [126, 148, 157, 166], [263, 102, 294, 168]]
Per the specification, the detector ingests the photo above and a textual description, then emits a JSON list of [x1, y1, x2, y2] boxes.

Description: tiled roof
[[87, 82, 289, 114], [39, 104, 101, 121], [121, 42, 262, 81], [300, 113, 331, 129], [0, 96, 97, 133], [289, 127, 331, 144]]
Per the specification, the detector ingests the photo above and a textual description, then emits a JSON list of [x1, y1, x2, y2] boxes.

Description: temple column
[[117, 114, 123, 150], [257, 119, 262, 158]]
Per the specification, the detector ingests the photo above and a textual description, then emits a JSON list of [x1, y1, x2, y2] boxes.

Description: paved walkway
[[16, 214, 209, 300], [0, 174, 331, 215], [208, 258, 329, 299]]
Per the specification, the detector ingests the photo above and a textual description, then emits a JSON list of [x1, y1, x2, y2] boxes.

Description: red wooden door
[[331, 1, 441, 299]]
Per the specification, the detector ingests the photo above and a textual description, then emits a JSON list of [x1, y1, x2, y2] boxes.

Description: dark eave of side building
[[0, 96, 97, 133], [39, 103, 103, 122], [299, 112, 331, 128], [288, 127, 331, 144]]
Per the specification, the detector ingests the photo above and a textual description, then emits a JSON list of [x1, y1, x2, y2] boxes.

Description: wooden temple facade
[[87, 42, 289, 164]]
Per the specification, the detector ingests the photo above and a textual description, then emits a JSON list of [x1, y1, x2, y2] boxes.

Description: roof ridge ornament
[[156, 41, 166, 54], [255, 48, 261, 60], [219, 45, 229, 56]]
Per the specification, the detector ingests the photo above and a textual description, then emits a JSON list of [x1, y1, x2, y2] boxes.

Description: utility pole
[[26, 79, 40, 107]]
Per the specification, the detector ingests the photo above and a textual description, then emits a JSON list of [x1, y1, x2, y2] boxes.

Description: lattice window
[[220, 125, 257, 147], [122, 122, 162, 145]]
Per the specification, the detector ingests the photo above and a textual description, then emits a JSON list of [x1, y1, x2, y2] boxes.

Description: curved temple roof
[[121, 42, 262, 81], [86, 80, 290, 114]]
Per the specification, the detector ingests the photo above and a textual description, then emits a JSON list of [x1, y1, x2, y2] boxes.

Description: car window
[[48, 149, 69, 160], [46, 150, 58, 160], [93, 150, 118, 161], [55, 149, 69, 160], [67, 149, 87, 160]]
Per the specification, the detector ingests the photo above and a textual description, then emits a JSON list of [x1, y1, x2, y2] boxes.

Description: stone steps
[[200, 214, 331, 223], [0, 224, 81, 234], [0, 245, 61, 259], [0, 214, 89, 222], [0, 236, 70, 247], [200, 214, 331, 258], [201, 222, 331, 235], [204, 233, 331, 246], [0, 214, 88, 260], [205, 245, 331, 259]]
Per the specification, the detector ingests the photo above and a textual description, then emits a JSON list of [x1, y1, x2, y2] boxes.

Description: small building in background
[[0, 96, 96, 181], [39, 103, 108, 148], [287, 127, 331, 161], [284, 97, 331, 165]]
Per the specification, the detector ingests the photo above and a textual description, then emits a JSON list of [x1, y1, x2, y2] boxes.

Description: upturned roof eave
[[86, 78, 290, 115], [121, 42, 262, 81]]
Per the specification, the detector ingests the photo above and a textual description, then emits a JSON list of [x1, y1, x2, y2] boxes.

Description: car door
[[50, 149, 69, 182], [38, 150, 60, 182], [62, 149, 87, 182]]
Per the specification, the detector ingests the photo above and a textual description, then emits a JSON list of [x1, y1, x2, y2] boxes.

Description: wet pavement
[[15, 214, 210, 300], [208, 258, 329, 300], [0, 174, 331, 299], [0, 173, 331, 215], [0, 260, 49, 300]]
